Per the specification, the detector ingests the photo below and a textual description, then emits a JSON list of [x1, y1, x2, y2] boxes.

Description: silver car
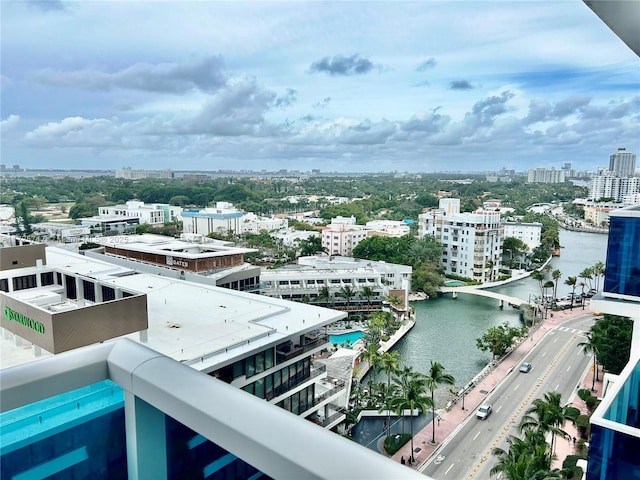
[[476, 404, 492, 420]]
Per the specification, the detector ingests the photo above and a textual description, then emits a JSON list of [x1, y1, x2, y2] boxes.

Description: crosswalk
[[553, 326, 588, 336]]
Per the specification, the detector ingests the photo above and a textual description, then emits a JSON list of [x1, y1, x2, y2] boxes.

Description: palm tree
[[551, 269, 561, 300], [532, 271, 545, 299], [390, 369, 432, 464], [579, 267, 594, 291], [564, 276, 577, 310], [592, 261, 605, 292], [520, 392, 570, 455], [360, 343, 382, 392], [317, 286, 332, 306], [424, 361, 455, 445], [378, 350, 404, 437], [543, 280, 554, 301], [339, 285, 356, 314], [578, 332, 600, 389], [491, 433, 560, 479], [361, 286, 374, 308], [392, 366, 415, 434]]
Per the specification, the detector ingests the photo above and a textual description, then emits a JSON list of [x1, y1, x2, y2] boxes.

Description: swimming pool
[[330, 331, 364, 345], [444, 280, 465, 287]]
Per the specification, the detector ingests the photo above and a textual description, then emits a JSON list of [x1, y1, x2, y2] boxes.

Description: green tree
[[577, 332, 600, 391], [390, 369, 432, 463], [476, 322, 527, 360], [378, 350, 404, 437], [424, 361, 455, 445], [564, 276, 577, 310], [297, 236, 323, 257], [490, 433, 560, 479], [519, 392, 570, 456], [590, 315, 633, 375], [361, 286, 374, 306], [338, 285, 356, 310], [592, 261, 605, 292], [579, 267, 594, 292], [317, 286, 332, 306], [531, 271, 545, 298], [551, 269, 561, 299]]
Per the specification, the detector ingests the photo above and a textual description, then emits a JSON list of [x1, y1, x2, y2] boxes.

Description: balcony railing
[[276, 334, 329, 364], [0, 339, 427, 479]]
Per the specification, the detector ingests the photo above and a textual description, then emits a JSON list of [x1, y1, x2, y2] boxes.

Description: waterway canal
[[396, 229, 609, 387]]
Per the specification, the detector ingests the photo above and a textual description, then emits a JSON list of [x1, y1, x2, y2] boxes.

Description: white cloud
[[1, 1, 638, 171]]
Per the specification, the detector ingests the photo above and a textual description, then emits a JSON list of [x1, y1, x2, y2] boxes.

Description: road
[[420, 313, 595, 479]]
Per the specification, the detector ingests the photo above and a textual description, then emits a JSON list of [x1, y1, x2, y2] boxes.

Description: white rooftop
[[1, 247, 345, 370], [95, 233, 257, 257]]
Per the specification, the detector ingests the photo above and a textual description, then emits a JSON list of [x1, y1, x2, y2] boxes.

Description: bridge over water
[[440, 285, 529, 309]]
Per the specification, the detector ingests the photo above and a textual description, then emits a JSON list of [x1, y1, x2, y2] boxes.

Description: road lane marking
[[496, 405, 503, 412], [542, 351, 547, 357], [555, 384, 560, 391], [445, 464, 454, 475], [473, 431, 481, 440], [567, 366, 571, 372], [465, 335, 576, 480], [514, 384, 520, 391]]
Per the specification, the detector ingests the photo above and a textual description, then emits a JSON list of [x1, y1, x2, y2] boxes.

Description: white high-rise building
[[609, 147, 636, 177], [527, 168, 566, 184], [588, 175, 640, 201], [419, 204, 503, 283]]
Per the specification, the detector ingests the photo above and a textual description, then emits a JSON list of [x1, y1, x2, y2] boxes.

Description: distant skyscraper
[[609, 148, 636, 177]]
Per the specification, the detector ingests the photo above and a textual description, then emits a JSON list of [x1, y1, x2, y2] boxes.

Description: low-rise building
[[260, 256, 411, 310], [0, 240, 348, 431], [365, 220, 411, 237], [98, 200, 183, 225], [321, 221, 370, 257], [90, 233, 261, 292], [181, 202, 287, 236], [502, 221, 542, 251]]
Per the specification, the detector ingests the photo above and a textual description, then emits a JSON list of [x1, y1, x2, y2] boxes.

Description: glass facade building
[[603, 206, 640, 299], [588, 204, 640, 480]]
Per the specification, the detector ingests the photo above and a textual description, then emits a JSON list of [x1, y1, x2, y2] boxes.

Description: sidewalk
[[390, 304, 596, 469]]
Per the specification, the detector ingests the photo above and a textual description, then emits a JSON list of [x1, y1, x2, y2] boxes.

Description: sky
[[1, 0, 639, 174]]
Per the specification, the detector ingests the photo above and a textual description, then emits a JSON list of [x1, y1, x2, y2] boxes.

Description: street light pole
[[461, 388, 465, 410]]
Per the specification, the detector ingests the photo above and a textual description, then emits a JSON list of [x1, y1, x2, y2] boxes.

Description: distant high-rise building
[[609, 148, 636, 177], [588, 175, 640, 201], [527, 168, 566, 184]]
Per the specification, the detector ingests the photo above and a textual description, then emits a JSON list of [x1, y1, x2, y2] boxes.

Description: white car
[[476, 404, 492, 420]]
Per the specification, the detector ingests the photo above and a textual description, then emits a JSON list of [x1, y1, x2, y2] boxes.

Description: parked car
[[519, 362, 532, 373], [476, 404, 492, 420]]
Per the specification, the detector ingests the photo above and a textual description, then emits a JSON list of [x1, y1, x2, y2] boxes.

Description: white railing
[[1, 339, 427, 480]]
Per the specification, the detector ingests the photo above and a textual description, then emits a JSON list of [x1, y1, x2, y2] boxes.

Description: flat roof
[[95, 234, 257, 257], [1, 247, 345, 370]]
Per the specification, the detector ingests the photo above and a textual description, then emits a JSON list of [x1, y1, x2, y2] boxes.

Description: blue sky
[[1, 0, 638, 173]]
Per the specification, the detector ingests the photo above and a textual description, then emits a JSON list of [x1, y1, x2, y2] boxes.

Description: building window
[[64, 275, 77, 299], [13, 274, 37, 291], [83, 280, 96, 302], [102, 285, 116, 302], [40, 271, 55, 286], [56, 272, 62, 285], [0, 279, 8, 292]]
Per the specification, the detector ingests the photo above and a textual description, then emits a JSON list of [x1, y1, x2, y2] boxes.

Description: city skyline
[[1, 1, 639, 173]]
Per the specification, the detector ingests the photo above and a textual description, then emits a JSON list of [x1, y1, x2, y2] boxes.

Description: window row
[[242, 357, 311, 401], [277, 385, 315, 415]]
